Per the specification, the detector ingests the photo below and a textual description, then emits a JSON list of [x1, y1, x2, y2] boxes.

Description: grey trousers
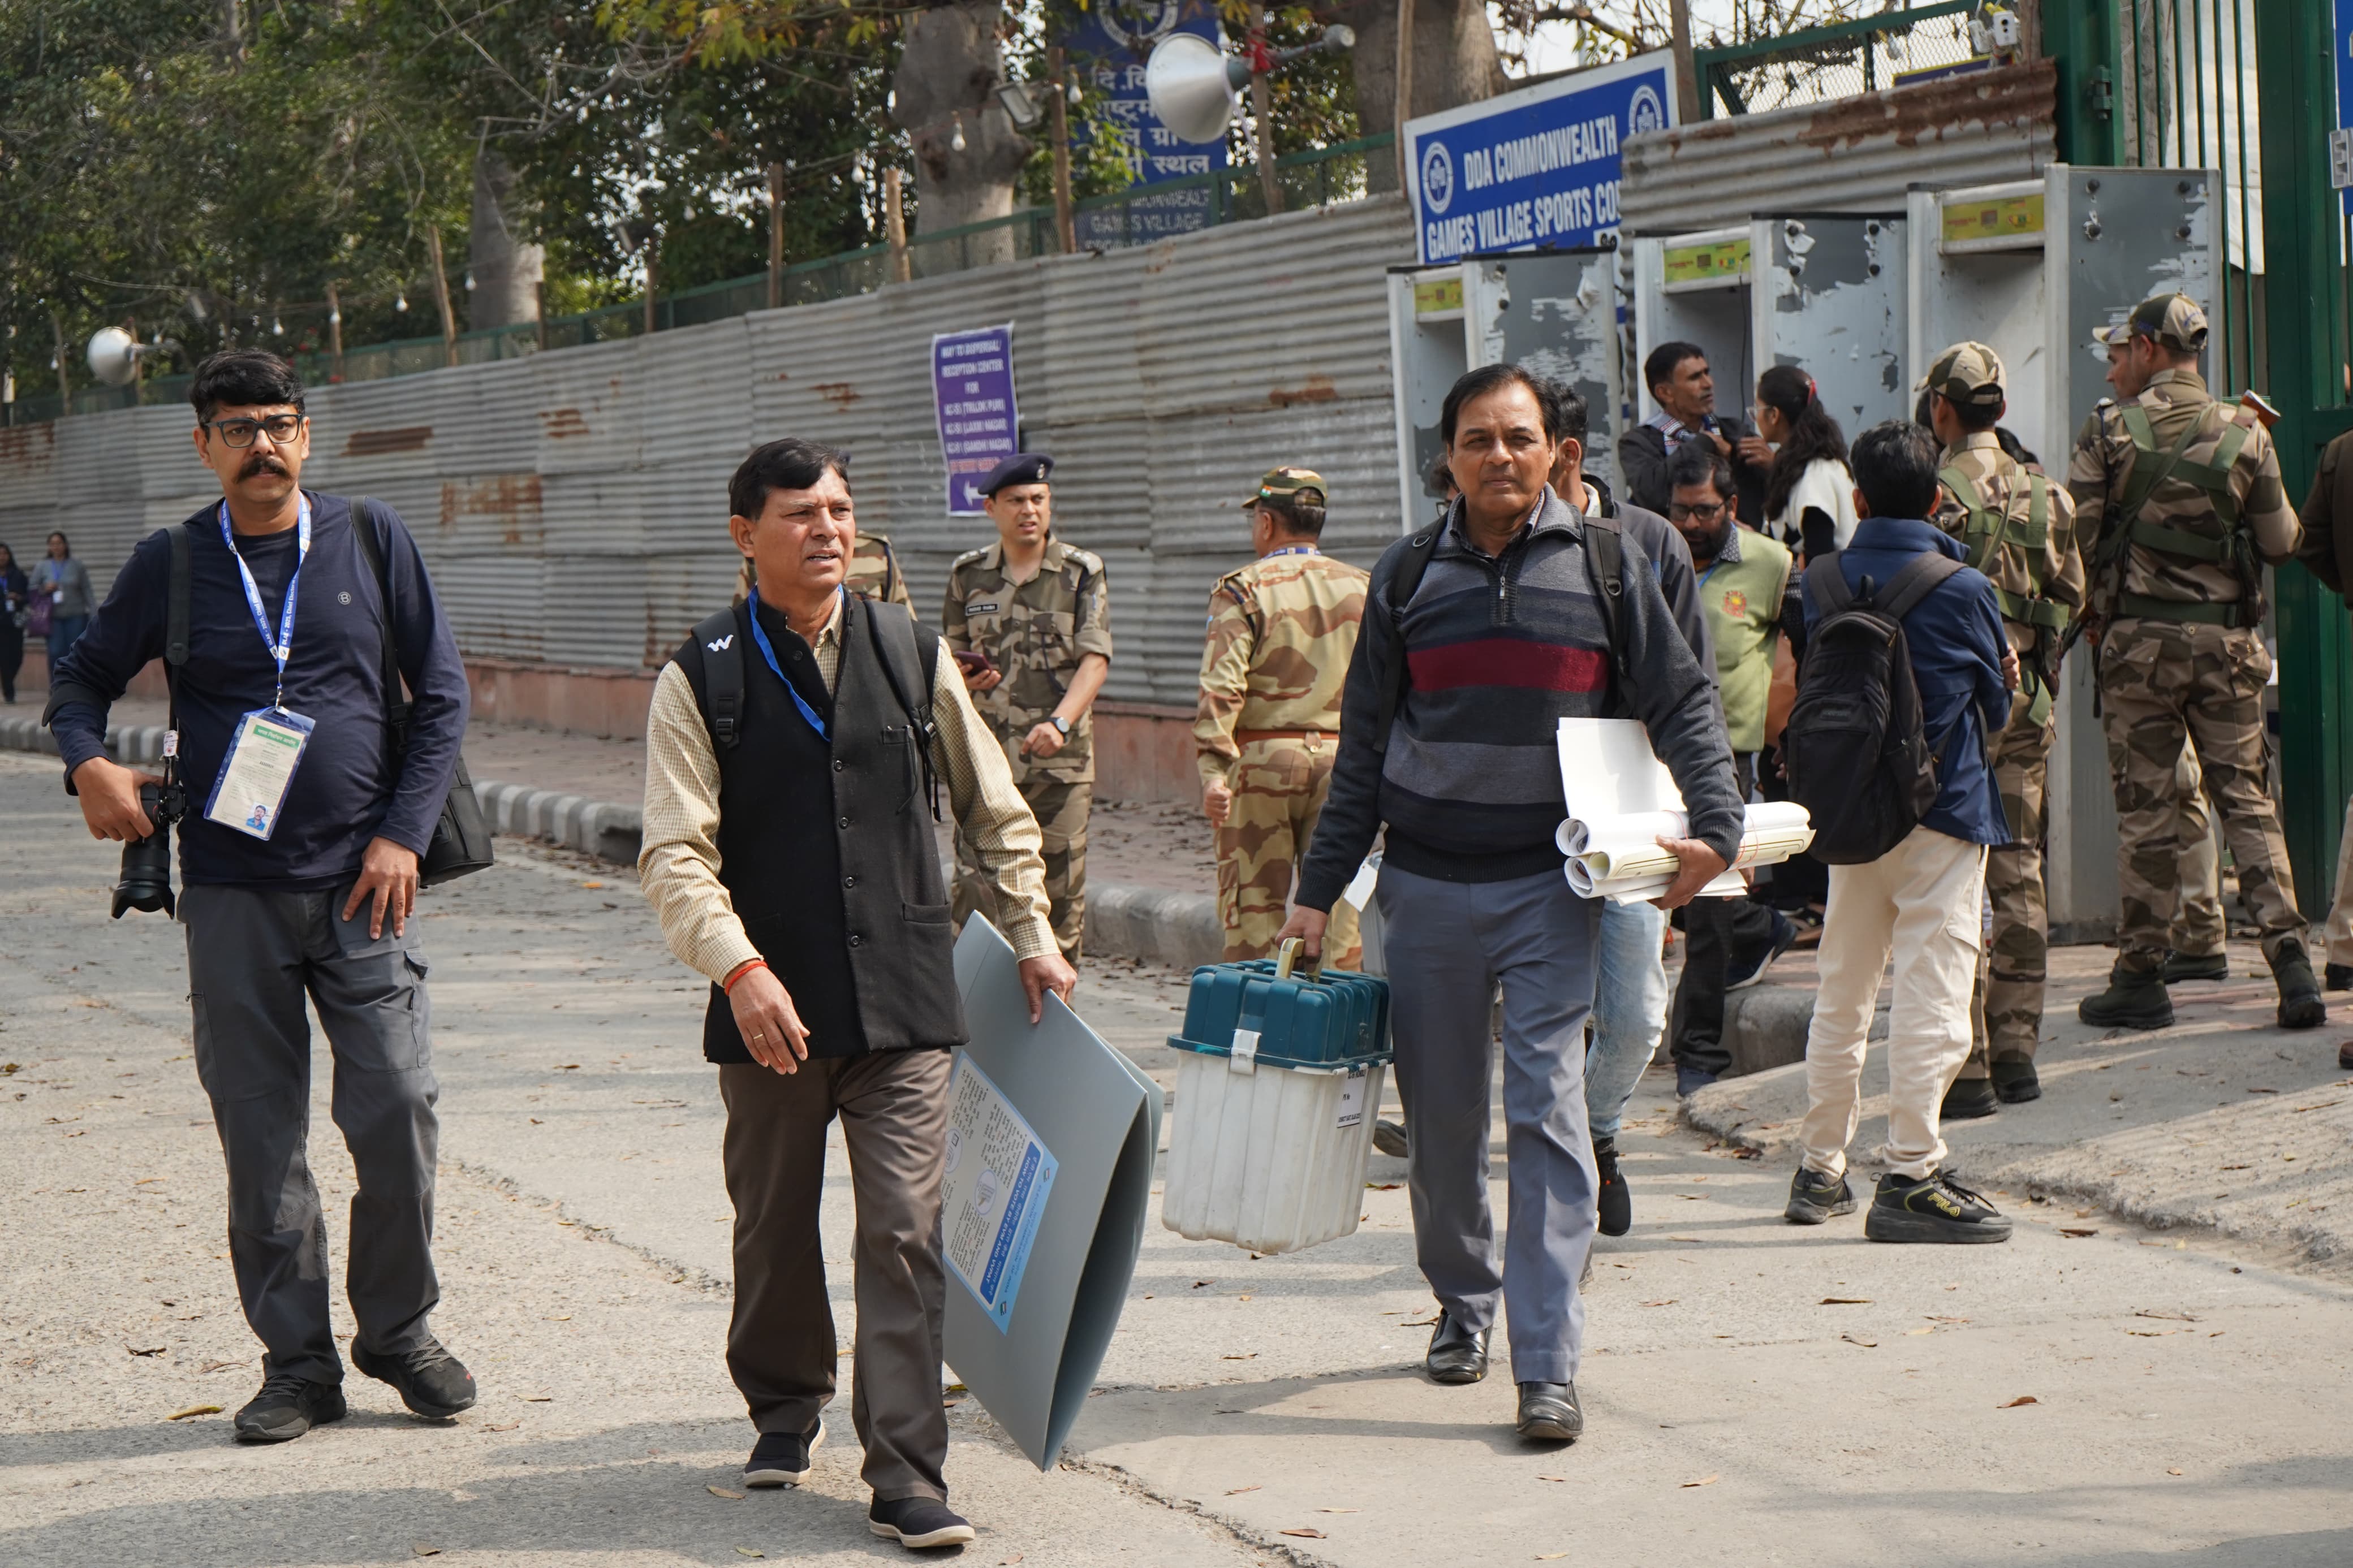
[[1376, 863, 1600, 1385], [182, 880, 442, 1386], [719, 1049, 952, 1503]]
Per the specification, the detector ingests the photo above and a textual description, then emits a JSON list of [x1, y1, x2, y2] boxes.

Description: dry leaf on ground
[[2060, 1228, 2098, 1238], [1280, 1528, 1327, 1539], [1819, 1297, 1872, 1305], [2000, 1396, 2039, 1408], [1841, 1334, 1877, 1348], [708, 1485, 745, 1499], [1681, 1474, 1720, 1488], [482, 1421, 520, 1432], [165, 1403, 222, 1421], [2166, 1467, 2183, 1476], [736, 1550, 764, 1560], [1225, 1485, 1260, 1494], [412, 1549, 441, 1560], [1317, 1507, 1360, 1513]]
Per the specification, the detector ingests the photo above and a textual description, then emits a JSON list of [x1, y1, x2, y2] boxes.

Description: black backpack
[[1782, 550, 1965, 865]]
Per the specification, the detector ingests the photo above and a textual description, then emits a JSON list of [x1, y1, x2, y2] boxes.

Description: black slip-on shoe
[[2325, 962, 2353, 993], [1864, 1170, 2012, 1245], [1594, 1137, 1631, 1238], [2161, 949, 2231, 983], [351, 1337, 476, 1419], [1941, 1076, 1999, 1120], [869, 1495, 977, 1550], [1515, 1381, 1583, 1442], [1675, 1062, 1719, 1098], [1372, 1118, 1410, 1159], [1784, 1167, 1856, 1225], [2269, 940, 2327, 1031], [2079, 960, 2174, 1030], [234, 1372, 347, 1444], [1727, 909, 1799, 991], [744, 1420, 824, 1488], [1425, 1310, 1491, 1385], [1989, 1059, 2042, 1104]]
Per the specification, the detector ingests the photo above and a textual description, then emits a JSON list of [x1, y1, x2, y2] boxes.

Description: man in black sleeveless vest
[[640, 439, 1074, 1551]]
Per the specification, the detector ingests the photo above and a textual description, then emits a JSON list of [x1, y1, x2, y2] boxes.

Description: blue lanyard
[[217, 494, 310, 711], [1265, 545, 1318, 558], [744, 588, 833, 741]]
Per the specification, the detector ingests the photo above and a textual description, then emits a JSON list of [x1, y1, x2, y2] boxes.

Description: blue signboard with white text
[[1064, 0, 1230, 246], [1403, 51, 1676, 265]]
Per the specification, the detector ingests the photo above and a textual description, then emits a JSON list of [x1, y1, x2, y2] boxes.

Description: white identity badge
[[204, 493, 316, 841], [205, 707, 315, 840]]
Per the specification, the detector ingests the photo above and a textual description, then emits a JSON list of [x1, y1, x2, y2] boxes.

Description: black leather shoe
[[1594, 1137, 1631, 1238], [1372, 1118, 1410, 1159], [1989, 1059, 2041, 1104], [1515, 1381, 1583, 1442], [869, 1495, 976, 1550], [2162, 949, 2231, 983], [1425, 1310, 1490, 1385], [1941, 1076, 1998, 1120], [745, 1420, 824, 1487], [234, 1372, 347, 1444], [351, 1337, 476, 1419]]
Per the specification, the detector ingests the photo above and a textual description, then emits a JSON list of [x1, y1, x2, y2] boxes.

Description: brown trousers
[[719, 1048, 952, 1502]]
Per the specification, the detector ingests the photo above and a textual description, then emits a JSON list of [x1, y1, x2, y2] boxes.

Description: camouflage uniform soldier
[[734, 533, 910, 608], [942, 453, 1111, 962], [1195, 469, 1369, 969], [2068, 294, 2322, 1030], [1919, 342, 2085, 1111]]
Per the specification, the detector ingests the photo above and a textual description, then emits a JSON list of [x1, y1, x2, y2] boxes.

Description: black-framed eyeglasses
[[205, 414, 304, 448], [1667, 499, 1726, 522]]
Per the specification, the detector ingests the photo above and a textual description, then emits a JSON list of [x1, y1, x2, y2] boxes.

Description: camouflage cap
[[1242, 466, 1328, 508], [1913, 340, 2007, 409], [2119, 292, 2209, 354]]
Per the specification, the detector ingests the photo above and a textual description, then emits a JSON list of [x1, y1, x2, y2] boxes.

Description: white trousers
[[1799, 825, 1988, 1182]]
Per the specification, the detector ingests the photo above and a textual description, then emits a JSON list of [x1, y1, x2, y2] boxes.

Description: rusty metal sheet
[[1623, 60, 2057, 235]]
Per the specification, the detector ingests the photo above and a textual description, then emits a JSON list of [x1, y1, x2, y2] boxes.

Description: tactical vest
[[671, 593, 966, 1063], [1938, 460, 2066, 724], [2105, 399, 2264, 629]]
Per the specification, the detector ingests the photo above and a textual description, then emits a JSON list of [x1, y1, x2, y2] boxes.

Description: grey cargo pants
[[182, 880, 443, 1386]]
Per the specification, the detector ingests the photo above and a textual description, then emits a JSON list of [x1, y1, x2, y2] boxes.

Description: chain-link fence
[[1695, 2, 1983, 119]]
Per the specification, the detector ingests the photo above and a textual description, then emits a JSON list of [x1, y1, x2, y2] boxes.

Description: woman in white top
[[1755, 365, 1856, 560]]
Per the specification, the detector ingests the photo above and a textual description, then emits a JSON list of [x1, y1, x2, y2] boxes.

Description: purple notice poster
[[933, 324, 1020, 515]]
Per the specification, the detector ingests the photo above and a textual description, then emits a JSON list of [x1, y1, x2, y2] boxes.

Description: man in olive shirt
[[942, 453, 1112, 962]]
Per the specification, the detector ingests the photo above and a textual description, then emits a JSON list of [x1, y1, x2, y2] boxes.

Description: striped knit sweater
[[1295, 490, 1743, 906]]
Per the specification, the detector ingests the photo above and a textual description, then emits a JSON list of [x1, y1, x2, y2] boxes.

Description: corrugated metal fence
[[0, 196, 1419, 711]]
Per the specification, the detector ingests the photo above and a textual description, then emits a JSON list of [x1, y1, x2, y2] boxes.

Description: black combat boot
[[2268, 939, 2326, 1030], [2079, 957, 2173, 1030], [2161, 949, 2230, 983]]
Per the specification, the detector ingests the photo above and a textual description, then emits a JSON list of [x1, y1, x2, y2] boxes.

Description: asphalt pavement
[[5, 749, 2351, 1567]]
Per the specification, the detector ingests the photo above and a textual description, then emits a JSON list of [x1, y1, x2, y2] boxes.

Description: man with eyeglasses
[[1662, 440, 1796, 1096], [44, 350, 475, 1444]]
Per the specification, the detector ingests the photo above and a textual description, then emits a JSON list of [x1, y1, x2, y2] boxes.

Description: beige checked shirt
[[640, 594, 1058, 985]]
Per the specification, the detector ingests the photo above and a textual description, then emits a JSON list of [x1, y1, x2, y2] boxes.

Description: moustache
[[239, 454, 288, 479]]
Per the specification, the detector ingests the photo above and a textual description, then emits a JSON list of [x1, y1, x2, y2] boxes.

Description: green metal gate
[[2056, 0, 2353, 920]]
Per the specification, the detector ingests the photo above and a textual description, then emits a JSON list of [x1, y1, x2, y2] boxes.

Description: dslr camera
[[113, 780, 187, 919]]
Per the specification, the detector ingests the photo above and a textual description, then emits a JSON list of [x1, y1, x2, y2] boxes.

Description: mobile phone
[[954, 649, 997, 676]]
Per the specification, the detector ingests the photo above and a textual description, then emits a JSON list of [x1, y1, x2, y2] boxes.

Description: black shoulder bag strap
[[691, 606, 747, 750], [1805, 550, 1856, 616], [347, 498, 411, 750], [163, 521, 195, 788], [1372, 528, 1445, 750], [1869, 551, 1964, 621], [1580, 513, 1627, 685], [865, 597, 945, 820]]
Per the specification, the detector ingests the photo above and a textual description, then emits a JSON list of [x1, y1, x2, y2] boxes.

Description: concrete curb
[[1086, 881, 1223, 971], [471, 778, 644, 865]]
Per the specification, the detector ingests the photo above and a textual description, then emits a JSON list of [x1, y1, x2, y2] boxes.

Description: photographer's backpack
[[1781, 551, 1962, 865]]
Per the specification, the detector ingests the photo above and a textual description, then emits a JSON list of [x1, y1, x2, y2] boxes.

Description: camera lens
[[110, 784, 177, 919]]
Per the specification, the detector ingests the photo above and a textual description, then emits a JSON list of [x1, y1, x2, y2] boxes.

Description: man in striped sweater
[[1283, 364, 1742, 1445]]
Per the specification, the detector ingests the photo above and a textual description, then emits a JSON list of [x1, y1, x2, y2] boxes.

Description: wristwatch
[[1049, 715, 1071, 737]]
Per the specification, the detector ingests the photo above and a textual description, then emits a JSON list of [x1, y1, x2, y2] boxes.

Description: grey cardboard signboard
[[945, 918, 1161, 1469]]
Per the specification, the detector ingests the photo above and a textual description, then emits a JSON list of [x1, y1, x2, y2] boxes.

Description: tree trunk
[[469, 149, 544, 331], [1335, 0, 1506, 192], [891, 1, 1031, 266]]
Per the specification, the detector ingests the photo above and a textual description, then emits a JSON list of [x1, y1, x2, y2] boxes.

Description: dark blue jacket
[[49, 493, 469, 889], [1803, 516, 2011, 848]]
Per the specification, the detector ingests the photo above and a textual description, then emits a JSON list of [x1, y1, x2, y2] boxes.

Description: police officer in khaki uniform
[[942, 453, 1111, 962], [1919, 342, 2085, 1112], [1195, 468, 1368, 969], [2067, 294, 2323, 1030]]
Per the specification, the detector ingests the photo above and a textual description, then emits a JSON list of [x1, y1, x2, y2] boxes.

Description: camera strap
[[163, 521, 193, 787]]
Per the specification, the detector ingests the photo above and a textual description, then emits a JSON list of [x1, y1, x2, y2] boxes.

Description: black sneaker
[[1864, 1170, 2012, 1245], [1372, 1118, 1410, 1159], [2326, 963, 2353, 993], [1989, 1059, 2041, 1104], [745, 1420, 824, 1488], [1784, 1167, 1856, 1225], [1727, 908, 1798, 991], [351, 1337, 476, 1419], [1675, 1062, 1718, 1098], [1515, 1381, 1582, 1442], [1424, 1309, 1491, 1384], [234, 1372, 347, 1444], [1594, 1137, 1631, 1238], [2162, 949, 2231, 983], [869, 1495, 977, 1550], [1941, 1076, 1999, 1120], [2269, 940, 2326, 1030], [2079, 958, 2173, 1030]]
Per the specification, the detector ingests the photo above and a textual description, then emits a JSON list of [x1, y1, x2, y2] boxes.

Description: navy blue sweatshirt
[[48, 493, 469, 889]]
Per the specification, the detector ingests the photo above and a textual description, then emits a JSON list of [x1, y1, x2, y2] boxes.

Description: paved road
[[5, 749, 2351, 1566]]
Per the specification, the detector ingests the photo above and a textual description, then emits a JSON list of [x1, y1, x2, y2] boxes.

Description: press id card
[[204, 708, 315, 841]]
